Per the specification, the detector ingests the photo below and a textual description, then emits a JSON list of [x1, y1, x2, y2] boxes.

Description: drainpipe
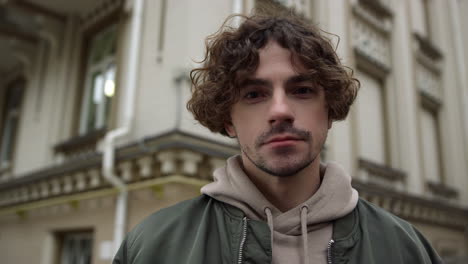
[[102, 0, 144, 256]]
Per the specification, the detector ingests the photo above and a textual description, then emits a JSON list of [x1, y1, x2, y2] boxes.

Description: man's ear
[[224, 122, 237, 138]]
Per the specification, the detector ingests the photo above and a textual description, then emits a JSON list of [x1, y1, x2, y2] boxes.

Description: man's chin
[[257, 158, 313, 177]]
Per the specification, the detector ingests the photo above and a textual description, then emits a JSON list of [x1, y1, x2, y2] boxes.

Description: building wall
[[4, 0, 466, 203], [1, 0, 468, 263], [0, 184, 200, 264]]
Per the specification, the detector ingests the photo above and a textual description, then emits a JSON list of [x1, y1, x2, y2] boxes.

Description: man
[[113, 12, 442, 264]]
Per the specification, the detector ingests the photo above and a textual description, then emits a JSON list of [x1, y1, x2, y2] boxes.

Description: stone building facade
[[0, 0, 467, 263]]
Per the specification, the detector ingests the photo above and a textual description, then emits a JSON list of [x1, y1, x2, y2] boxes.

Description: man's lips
[[263, 135, 303, 145]]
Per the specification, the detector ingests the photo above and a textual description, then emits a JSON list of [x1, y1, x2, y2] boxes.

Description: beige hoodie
[[201, 155, 358, 264]]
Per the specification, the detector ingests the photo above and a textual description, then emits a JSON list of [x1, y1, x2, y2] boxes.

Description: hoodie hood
[[201, 155, 359, 264], [201, 155, 358, 235]]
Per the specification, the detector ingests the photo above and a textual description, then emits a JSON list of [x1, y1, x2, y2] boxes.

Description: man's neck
[[241, 157, 322, 212]]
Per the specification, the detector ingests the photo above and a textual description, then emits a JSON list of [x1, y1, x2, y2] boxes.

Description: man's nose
[[268, 92, 294, 126]]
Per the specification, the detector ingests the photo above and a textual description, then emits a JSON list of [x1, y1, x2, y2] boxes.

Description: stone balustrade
[[0, 131, 235, 209], [0, 131, 466, 231]]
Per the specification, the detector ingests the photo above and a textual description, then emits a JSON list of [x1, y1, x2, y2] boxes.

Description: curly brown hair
[[187, 12, 359, 136]]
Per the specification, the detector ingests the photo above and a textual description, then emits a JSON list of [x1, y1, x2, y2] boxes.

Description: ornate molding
[[352, 5, 392, 75], [413, 33, 443, 112], [416, 62, 442, 105]]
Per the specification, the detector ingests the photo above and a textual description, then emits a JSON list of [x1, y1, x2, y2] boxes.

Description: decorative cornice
[[413, 33, 443, 61], [427, 181, 459, 199], [359, 158, 406, 182], [79, 0, 124, 32], [352, 10, 392, 76], [354, 47, 391, 79], [352, 3, 392, 35], [420, 89, 442, 112], [358, 0, 393, 18], [54, 128, 107, 155]]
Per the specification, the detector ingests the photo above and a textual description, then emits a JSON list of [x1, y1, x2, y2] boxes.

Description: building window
[[355, 70, 388, 165], [58, 232, 93, 264], [0, 78, 25, 170], [79, 24, 118, 135], [420, 106, 442, 183]]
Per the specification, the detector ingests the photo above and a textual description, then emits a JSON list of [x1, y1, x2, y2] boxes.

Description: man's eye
[[294, 87, 315, 94], [241, 90, 267, 103], [245, 91, 261, 99]]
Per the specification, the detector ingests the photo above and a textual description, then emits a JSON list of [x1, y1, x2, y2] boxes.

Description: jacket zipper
[[237, 217, 248, 264], [327, 239, 335, 264]]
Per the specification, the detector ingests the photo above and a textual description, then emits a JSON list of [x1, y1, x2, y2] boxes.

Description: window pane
[[355, 70, 387, 164], [90, 27, 117, 64], [59, 233, 93, 264], [104, 65, 116, 128], [93, 73, 104, 105], [0, 80, 24, 165], [0, 116, 17, 163], [420, 108, 441, 182], [83, 72, 101, 132]]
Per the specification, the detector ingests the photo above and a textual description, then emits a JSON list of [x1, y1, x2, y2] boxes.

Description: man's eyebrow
[[241, 78, 271, 88], [240, 74, 313, 88], [285, 74, 313, 86]]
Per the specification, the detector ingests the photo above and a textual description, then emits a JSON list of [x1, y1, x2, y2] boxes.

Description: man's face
[[225, 41, 331, 177]]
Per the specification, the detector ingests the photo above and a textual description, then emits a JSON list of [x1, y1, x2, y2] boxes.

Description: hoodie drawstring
[[264, 207, 274, 245], [265, 206, 310, 264], [301, 206, 309, 264]]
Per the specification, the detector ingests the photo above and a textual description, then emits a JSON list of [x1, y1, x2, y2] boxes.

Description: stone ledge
[[420, 89, 442, 112], [427, 181, 459, 199], [54, 128, 107, 156], [354, 179, 468, 230], [359, 158, 406, 182]]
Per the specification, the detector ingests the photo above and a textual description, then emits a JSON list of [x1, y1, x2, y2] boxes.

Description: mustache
[[255, 122, 311, 147]]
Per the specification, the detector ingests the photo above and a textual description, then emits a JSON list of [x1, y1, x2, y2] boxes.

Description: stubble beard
[[242, 145, 316, 177], [239, 123, 320, 177]]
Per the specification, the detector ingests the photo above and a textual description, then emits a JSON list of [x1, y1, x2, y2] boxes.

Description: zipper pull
[[327, 239, 335, 264]]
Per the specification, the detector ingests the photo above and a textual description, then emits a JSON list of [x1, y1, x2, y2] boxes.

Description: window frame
[[0, 77, 25, 173], [71, 9, 122, 139], [78, 23, 118, 136], [55, 230, 94, 264]]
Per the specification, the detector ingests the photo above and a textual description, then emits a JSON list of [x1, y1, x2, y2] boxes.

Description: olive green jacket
[[113, 195, 442, 264]]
